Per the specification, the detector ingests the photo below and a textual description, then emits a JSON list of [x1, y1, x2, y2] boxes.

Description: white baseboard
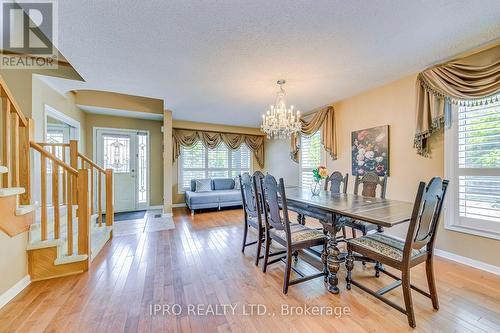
[[0, 275, 31, 309], [172, 203, 186, 208], [147, 205, 163, 210], [434, 249, 500, 276]]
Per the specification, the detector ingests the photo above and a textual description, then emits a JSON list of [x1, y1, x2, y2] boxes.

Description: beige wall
[[32, 75, 87, 147], [172, 120, 263, 204], [75, 90, 164, 116], [84, 114, 164, 206], [264, 138, 299, 187]]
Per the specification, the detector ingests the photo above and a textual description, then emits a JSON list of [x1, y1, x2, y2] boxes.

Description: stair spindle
[[98, 172, 102, 227], [41, 155, 47, 240], [90, 165, 94, 214], [52, 165, 60, 239], [62, 148, 67, 205], [67, 175, 73, 256], [2, 97, 11, 187], [12, 113, 19, 187]]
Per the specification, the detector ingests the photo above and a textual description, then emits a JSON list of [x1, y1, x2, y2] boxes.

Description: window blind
[[457, 101, 500, 224]]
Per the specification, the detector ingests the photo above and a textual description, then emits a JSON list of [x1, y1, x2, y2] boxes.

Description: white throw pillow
[[234, 176, 241, 190], [195, 179, 212, 192]]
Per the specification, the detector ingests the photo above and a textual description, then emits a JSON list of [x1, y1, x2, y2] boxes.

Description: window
[[445, 95, 500, 239], [300, 131, 323, 188], [46, 129, 64, 174], [137, 133, 148, 203], [179, 142, 252, 191], [102, 134, 130, 173]]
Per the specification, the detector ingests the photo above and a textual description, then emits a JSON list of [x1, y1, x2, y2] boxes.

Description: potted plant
[[311, 166, 329, 195]]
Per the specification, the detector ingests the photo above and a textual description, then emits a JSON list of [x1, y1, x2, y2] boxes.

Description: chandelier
[[261, 80, 302, 139]]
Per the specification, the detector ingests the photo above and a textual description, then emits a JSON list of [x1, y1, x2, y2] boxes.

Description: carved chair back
[[239, 173, 260, 221], [259, 174, 291, 239], [324, 171, 349, 194], [403, 177, 449, 261], [354, 172, 388, 198]]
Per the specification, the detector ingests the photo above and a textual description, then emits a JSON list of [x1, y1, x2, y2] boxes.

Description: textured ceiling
[[42, 1, 500, 126]]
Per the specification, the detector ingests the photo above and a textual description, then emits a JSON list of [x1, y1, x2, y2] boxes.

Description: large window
[[445, 95, 500, 239], [300, 131, 323, 188], [179, 142, 252, 191]]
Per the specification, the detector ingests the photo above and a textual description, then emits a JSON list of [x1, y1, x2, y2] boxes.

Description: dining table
[[284, 186, 415, 294]]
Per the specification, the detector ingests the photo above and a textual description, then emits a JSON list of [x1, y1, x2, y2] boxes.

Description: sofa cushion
[[185, 191, 219, 205], [217, 189, 242, 203], [195, 179, 212, 192], [213, 178, 235, 190]]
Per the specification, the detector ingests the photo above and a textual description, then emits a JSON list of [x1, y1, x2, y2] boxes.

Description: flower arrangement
[[312, 165, 329, 182], [311, 166, 329, 195]]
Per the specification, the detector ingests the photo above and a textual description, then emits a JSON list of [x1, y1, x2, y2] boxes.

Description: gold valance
[[290, 105, 337, 162], [415, 45, 500, 156], [173, 129, 265, 168]]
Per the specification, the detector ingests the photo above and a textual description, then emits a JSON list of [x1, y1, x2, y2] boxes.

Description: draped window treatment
[[173, 129, 265, 168], [290, 105, 337, 162], [414, 45, 500, 156]]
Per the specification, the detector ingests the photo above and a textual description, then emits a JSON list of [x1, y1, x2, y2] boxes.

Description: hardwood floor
[[1, 207, 499, 333]]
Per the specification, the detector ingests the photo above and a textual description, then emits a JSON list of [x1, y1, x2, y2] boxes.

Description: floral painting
[[351, 125, 389, 176]]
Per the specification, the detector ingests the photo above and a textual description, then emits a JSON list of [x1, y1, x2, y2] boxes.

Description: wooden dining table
[[284, 186, 415, 294]]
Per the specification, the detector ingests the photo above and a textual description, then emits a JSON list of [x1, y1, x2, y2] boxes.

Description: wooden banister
[[78, 153, 106, 173], [37, 142, 70, 147], [30, 142, 78, 175], [0, 76, 28, 127]]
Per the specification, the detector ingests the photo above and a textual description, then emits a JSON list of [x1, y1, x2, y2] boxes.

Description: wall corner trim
[[0, 275, 31, 309], [434, 249, 500, 276]]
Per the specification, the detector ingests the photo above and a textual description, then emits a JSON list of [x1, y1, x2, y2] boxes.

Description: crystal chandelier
[[261, 80, 302, 139]]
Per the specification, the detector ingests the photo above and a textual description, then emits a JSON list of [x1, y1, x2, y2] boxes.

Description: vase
[[311, 179, 321, 196]]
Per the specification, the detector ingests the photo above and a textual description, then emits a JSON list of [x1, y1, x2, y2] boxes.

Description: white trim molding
[[0, 275, 31, 309], [434, 249, 500, 276], [172, 203, 186, 208]]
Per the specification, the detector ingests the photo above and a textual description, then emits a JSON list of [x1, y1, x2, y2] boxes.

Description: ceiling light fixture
[[260, 80, 302, 139]]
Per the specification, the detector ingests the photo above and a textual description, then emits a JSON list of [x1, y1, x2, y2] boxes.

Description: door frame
[[44, 104, 81, 144], [93, 127, 151, 211]]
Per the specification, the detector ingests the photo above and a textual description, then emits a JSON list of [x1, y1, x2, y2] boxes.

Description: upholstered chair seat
[[271, 224, 326, 246], [348, 233, 426, 262]]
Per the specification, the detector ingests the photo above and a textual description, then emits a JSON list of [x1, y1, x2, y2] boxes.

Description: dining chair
[[239, 173, 265, 266], [345, 177, 449, 328], [324, 171, 349, 194], [347, 172, 388, 237], [324, 171, 349, 239], [259, 174, 327, 294]]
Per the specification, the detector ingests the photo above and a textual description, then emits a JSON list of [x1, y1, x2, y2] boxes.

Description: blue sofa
[[185, 178, 242, 214]]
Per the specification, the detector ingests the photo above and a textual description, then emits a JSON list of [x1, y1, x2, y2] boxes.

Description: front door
[[96, 129, 139, 212]]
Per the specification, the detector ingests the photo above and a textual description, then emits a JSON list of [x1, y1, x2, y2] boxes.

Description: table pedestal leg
[[326, 225, 342, 294]]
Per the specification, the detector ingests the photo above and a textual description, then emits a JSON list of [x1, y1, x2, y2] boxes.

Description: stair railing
[[76, 149, 114, 228], [30, 142, 91, 257], [0, 75, 33, 205]]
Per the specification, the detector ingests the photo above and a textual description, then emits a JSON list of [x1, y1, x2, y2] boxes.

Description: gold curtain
[[290, 105, 337, 162], [172, 129, 265, 168], [415, 45, 500, 156]]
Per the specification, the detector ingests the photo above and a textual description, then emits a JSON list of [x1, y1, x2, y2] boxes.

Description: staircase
[[0, 167, 35, 236], [1, 74, 114, 281]]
